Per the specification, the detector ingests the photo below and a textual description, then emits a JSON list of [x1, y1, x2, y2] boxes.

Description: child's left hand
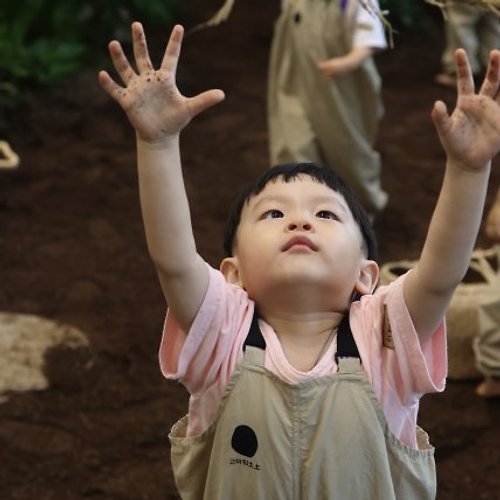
[[432, 49, 500, 172]]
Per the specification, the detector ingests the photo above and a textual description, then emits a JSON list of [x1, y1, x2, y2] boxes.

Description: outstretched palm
[[99, 23, 224, 143], [432, 49, 500, 171]]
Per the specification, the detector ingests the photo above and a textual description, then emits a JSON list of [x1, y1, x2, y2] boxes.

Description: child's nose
[[287, 218, 312, 231]]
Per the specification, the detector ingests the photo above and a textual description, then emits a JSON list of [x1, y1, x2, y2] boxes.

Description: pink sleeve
[[352, 272, 447, 405], [350, 272, 447, 446], [158, 264, 254, 396]]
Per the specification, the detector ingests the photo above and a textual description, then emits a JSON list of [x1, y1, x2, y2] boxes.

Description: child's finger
[[493, 50, 500, 104], [132, 22, 154, 73], [160, 25, 184, 76], [98, 70, 124, 103], [187, 89, 225, 118], [108, 41, 136, 85], [455, 49, 475, 96], [479, 50, 500, 99], [431, 100, 450, 135]]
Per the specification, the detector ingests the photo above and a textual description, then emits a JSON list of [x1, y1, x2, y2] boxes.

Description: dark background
[[0, 1, 499, 498]]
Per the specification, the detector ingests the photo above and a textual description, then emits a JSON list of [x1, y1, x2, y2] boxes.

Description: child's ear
[[354, 259, 379, 296], [220, 257, 242, 286]]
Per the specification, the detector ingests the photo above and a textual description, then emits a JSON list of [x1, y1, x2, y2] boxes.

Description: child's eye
[[316, 210, 338, 220], [263, 209, 284, 219]]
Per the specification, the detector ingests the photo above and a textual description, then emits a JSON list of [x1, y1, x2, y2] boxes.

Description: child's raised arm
[[404, 49, 500, 342], [99, 23, 225, 331]]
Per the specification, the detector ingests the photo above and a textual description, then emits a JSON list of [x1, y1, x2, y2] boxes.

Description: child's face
[[221, 176, 377, 311]]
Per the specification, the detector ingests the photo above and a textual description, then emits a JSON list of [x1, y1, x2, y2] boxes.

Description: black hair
[[223, 163, 378, 261]]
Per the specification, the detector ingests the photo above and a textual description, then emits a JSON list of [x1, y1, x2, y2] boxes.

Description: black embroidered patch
[[231, 425, 258, 457]]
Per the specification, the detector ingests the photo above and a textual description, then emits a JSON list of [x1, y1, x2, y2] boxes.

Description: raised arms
[[99, 23, 225, 331]]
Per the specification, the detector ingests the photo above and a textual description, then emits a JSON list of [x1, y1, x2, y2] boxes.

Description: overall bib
[[268, 0, 387, 213], [169, 315, 436, 499]]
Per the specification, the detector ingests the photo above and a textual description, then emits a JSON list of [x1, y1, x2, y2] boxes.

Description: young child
[[268, 0, 388, 215], [99, 22, 500, 499], [435, 1, 500, 88]]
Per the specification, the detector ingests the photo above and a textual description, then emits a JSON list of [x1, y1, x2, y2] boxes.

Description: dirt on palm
[[0, 1, 499, 499]]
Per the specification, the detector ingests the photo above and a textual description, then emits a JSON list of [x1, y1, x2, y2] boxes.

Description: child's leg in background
[[475, 190, 500, 397], [474, 295, 500, 397], [477, 14, 500, 77], [438, 2, 499, 88], [441, 4, 482, 77]]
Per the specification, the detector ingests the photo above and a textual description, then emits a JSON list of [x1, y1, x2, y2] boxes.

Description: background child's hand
[[431, 49, 500, 171], [317, 56, 352, 79], [98, 23, 225, 143], [317, 47, 373, 80]]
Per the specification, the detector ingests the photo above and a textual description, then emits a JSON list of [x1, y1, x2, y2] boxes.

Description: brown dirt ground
[[1, 1, 499, 499]]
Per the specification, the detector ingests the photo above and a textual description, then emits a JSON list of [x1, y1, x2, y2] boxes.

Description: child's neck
[[259, 309, 344, 372], [261, 309, 342, 337]]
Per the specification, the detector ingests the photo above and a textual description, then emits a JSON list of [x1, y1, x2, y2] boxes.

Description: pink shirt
[[159, 265, 447, 448]]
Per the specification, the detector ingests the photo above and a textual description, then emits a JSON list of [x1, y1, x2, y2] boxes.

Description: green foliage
[[380, 0, 437, 32], [320, 1, 438, 33], [0, 0, 179, 106]]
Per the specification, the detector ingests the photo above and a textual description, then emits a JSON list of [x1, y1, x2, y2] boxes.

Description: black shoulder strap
[[243, 310, 266, 351], [243, 309, 359, 358], [335, 314, 360, 361]]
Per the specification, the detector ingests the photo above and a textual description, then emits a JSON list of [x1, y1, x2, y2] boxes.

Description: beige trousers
[[442, 3, 500, 75], [474, 285, 500, 378]]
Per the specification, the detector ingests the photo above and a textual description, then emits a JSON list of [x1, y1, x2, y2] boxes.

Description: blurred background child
[[268, 0, 388, 215]]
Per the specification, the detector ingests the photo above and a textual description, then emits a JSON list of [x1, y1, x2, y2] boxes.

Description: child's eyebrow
[[250, 194, 288, 211], [312, 195, 348, 212]]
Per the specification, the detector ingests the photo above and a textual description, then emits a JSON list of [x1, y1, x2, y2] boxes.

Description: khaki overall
[[268, 0, 387, 213], [169, 315, 436, 499]]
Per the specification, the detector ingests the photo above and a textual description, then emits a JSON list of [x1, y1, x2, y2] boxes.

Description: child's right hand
[[98, 23, 225, 143]]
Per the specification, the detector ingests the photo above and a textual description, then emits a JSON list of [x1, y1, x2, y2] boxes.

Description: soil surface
[[1, 1, 499, 499]]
